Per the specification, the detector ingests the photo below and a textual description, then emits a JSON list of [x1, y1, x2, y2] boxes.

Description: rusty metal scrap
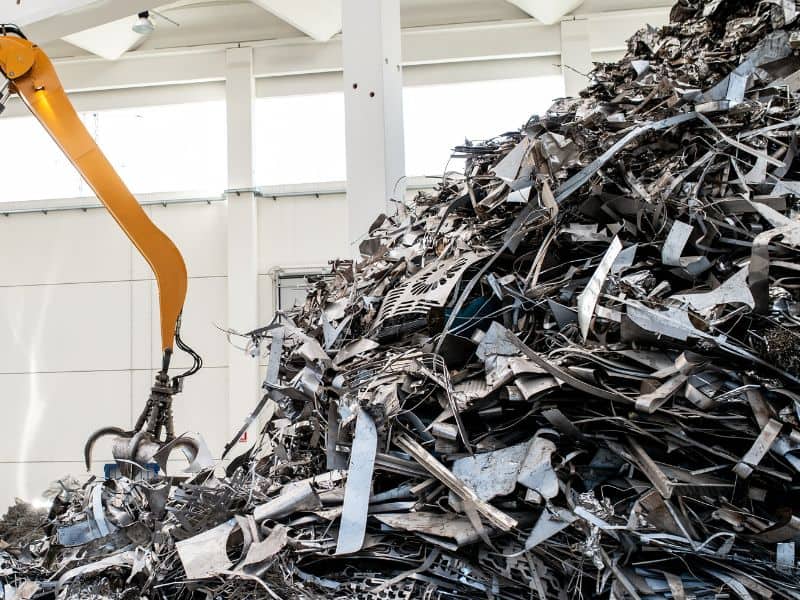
[[7, 0, 800, 597]]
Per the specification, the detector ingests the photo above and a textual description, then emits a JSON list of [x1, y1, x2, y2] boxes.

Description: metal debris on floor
[[6, 0, 800, 597]]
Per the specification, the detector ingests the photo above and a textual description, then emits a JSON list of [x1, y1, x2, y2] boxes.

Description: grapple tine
[[83, 427, 127, 471], [152, 436, 201, 474]]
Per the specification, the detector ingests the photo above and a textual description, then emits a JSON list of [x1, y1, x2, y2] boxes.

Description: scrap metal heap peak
[[8, 0, 800, 597]]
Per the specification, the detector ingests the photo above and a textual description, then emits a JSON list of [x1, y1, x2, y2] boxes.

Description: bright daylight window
[[253, 76, 565, 187], [0, 101, 226, 203], [254, 93, 347, 186], [403, 76, 565, 177]]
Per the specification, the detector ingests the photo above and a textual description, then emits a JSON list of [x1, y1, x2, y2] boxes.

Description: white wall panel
[[147, 276, 228, 370], [0, 371, 130, 463], [257, 194, 348, 272], [131, 368, 154, 415], [132, 203, 228, 280], [0, 282, 131, 373], [131, 280, 154, 371], [174, 367, 229, 458], [0, 210, 132, 286]]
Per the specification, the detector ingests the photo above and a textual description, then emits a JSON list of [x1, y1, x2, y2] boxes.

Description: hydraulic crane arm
[[0, 26, 186, 357], [0, 26, 202, 474]]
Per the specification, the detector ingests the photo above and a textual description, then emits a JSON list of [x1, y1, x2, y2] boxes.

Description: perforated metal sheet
[[373, 252, 487, 327]]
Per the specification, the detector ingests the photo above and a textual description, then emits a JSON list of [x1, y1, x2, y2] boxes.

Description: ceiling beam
[[249, 0, 342, 42], [507, 0, 586, 25], [1, 8, 667, 99], [24, 0, 156, 43], [43, 18, 559, 93], [63, 16, 145, 61]]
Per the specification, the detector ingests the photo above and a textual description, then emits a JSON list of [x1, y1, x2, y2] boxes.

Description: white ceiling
[[6, 0, 673, 61], [8, 0, 109, 26]]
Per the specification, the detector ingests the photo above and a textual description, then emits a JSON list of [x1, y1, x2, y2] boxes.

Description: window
[[254, 77, 564, 188], [0, 114, 82, 202], [1, 77, 565, 201], [89, 102, 226, 195], [403, 76, 565, 177], [275, 269, 333, 311], [254, 93, 346, 186], [0, 101, 226, 203]]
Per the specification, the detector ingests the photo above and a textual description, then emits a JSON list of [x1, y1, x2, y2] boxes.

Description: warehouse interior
[[5, 0, 800, 597], [0, 0, 670, 509]]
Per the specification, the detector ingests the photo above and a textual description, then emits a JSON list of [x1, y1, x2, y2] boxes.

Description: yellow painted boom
[[0, 30, 187, 356]]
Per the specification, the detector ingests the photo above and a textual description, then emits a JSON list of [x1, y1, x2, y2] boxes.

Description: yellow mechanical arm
[[0, 26, 201, 473], [0, 27, 186, 355]]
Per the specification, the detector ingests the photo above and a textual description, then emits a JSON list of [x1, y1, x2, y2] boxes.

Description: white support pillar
[[225, 46, 260, 455], [342, 0, 406, 248], [560, 18, 593, 97]]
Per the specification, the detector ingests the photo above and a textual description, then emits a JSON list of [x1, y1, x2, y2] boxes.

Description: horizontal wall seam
[[0, 366, 228, 376]]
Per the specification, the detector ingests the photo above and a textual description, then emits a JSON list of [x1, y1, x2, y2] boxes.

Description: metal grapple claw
[[84, 369, 194, 478]]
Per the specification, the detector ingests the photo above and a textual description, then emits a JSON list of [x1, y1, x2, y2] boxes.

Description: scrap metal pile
[[7, 0, 800, 597]]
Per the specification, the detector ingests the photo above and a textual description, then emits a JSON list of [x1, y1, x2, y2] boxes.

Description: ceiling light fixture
[[132, 11, 154, 35]]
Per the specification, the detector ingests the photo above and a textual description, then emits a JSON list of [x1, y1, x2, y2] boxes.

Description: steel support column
[[342, 0, 406, 248], [225, 46, 260, 456]]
